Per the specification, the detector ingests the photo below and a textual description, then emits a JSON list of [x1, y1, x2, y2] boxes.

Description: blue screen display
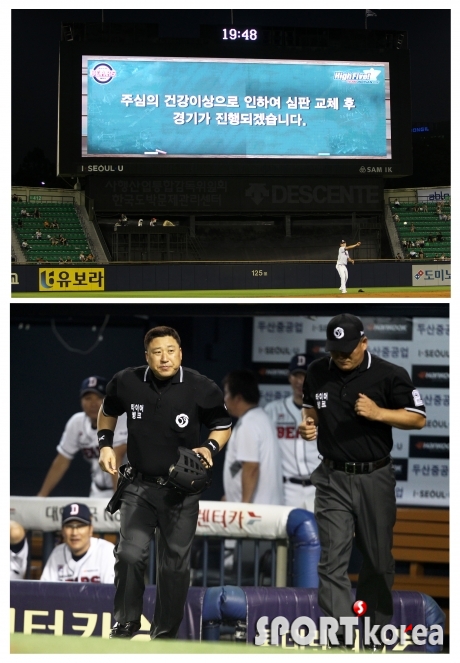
[[82, 56, 390, 159]]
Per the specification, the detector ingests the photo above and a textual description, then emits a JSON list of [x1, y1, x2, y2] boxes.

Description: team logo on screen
[[333, 68, 381, 83], [90, 63, 116, 84]]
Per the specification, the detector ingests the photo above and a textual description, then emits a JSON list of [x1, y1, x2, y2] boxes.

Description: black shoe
[[109, 621, 141, 639]]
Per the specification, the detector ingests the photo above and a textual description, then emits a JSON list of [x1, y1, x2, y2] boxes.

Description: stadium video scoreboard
[[58, 24, 412, 179]]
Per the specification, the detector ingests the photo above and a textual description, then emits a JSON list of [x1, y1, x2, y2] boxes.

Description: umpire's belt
[[283, 476, 312, 486], [322, 456, 391, 474], [137, 471, 168, 485]]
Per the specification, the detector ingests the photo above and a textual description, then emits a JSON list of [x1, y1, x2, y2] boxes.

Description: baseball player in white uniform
[[336, 239, 361, 293], [37, 376, 128, 499], [264, 354, 320, 513], [10, 521, 28, 580], [40, 503, 115, 583]]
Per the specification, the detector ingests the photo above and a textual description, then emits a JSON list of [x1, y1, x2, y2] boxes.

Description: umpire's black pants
[[311, 460, 396, 635], [113, 477, 200, 638]]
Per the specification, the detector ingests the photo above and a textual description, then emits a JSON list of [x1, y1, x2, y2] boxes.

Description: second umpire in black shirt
[[299, 313, 426, 650], [97, 326, 232, 640]]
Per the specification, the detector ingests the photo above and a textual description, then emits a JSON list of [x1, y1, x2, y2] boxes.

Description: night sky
[[11, 8, 450, 175]]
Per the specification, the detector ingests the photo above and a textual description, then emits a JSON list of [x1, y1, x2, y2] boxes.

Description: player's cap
[[325, 314, 365, 353], [62, 503, 92, 526], [288, 354, 309, 374], [80, 375, 107, 397], [340, 239, 346, 244]]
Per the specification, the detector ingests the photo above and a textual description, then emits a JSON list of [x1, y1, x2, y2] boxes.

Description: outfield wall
[[11, 260, 445, 293]]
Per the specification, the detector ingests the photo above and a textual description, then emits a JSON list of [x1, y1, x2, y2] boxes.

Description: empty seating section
[[12, 202, 91, 263], [392, 202, 451, 259]]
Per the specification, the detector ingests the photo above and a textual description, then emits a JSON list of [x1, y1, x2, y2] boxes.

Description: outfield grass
[[11, 286, 450, 299]]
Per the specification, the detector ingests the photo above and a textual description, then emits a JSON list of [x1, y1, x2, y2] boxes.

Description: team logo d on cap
[[62, 503, 92, 526], [325, 314, 365, 353], [80, 375, 107, 397], [288, 354, 309, 374]]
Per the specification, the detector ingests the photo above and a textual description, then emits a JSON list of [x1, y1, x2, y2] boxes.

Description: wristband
[[98, 429, 114, 449], [204, 439, 220, 457]]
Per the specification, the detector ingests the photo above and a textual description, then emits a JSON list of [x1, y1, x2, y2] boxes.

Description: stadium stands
[[391, 201, 451, 260], [12, 201, 92, 263]]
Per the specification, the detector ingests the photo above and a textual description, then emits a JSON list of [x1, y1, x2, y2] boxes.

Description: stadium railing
[[10, 497, 320, 589]]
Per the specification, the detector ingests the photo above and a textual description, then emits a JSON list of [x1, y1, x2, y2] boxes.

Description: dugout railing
[[10, 497, 320, 589]]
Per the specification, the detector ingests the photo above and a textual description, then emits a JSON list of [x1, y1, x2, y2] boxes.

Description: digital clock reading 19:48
[[222, 28, 258, 41]]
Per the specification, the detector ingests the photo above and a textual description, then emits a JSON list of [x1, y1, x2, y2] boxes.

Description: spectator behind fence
[[37, 376, 127, 498], [10, 521, 28, 580], [40, 503, 115, 583], [222, 369, 283, 505]]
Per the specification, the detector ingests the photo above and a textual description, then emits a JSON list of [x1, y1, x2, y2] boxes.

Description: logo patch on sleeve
[[412, 389, 424, 407]]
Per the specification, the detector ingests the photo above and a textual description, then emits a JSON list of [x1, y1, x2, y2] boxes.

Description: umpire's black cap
[[325, 314, 365, 353], [80, 376, 107, 397]]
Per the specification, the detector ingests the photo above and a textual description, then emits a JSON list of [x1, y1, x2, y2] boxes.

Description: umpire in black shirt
[[97, 326, 232, 640], [299, 313, 426, 650]]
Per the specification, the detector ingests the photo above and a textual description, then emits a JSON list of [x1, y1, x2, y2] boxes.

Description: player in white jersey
[[10, 521, 28, 579], [264, 354, 320, 512], [336, 239, 361, 294], [41, 503, 115, 584], [38, 376, 127, 498]]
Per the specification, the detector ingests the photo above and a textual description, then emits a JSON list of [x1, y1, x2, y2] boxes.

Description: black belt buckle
[[344, 462, 358, 474], [140, 472, 167, 486]]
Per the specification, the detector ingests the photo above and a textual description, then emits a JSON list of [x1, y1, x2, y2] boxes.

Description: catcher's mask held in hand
[[167, 447, 212, 494]]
